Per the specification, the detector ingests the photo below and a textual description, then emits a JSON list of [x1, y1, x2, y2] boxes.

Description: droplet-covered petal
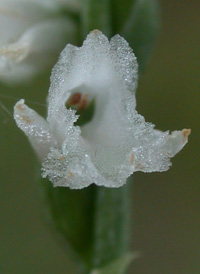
[[14, 99, 56, 160], [131, 128, 191, 172]]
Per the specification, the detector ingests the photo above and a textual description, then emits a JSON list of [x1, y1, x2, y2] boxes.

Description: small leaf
[[38, 172, 133, 272], [39, 175, 96, 268], [91, 253, 140, 274]]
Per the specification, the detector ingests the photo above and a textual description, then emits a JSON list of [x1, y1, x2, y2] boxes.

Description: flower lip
[[14, 30, 190, 189]]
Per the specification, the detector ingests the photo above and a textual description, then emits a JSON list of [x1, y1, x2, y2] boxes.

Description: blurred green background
[[0, 0, 199, 273]]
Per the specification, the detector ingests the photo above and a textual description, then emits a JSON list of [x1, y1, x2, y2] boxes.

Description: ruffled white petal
[[14, 99, 56, 160], [40, 30, 190, 189]]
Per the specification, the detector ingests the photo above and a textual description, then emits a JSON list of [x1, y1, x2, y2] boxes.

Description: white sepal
[[14, 99, 56, 160]]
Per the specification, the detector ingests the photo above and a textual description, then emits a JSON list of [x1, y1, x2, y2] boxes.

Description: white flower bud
[[0, 0, 77, 83], [14, 30, 190, 189]]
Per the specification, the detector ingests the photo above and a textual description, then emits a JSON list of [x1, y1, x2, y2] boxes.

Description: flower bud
[[0, 0, 77, 83]]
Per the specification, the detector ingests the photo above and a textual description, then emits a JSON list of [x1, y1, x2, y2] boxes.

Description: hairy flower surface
[[14, 30, 190, 189], [0, 0, 76, 82]]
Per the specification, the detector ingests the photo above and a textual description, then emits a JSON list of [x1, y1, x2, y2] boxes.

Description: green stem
[[92, 181, 132, 270], [82, 0, 112, 38]]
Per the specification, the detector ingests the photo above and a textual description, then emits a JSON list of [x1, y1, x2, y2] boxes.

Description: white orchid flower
[[14, 30, 190, 189], [0, 0, 77, 83]]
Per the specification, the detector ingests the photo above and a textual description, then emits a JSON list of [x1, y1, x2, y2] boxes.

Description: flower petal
[[131, 128, 191, 172], [14, 99, 56, 160]]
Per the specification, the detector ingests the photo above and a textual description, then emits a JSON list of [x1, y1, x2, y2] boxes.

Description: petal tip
[[14, 99, 34, 126], [182, 128, 191, 143], [91, 29, 101, 35], [14, 99, 25, 112]]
